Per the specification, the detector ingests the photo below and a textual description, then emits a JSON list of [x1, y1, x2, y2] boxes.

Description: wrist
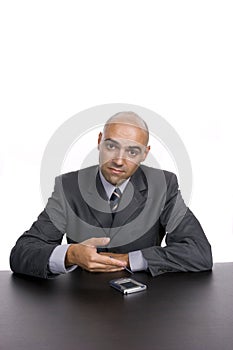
[[125, 254, 130, 267], [65, 244, 76, 267]]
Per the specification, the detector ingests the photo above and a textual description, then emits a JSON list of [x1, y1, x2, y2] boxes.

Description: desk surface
[[1, 263, 233, 350]]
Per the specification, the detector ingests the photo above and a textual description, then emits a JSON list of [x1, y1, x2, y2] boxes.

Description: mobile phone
[[109, 278, 147, 295]]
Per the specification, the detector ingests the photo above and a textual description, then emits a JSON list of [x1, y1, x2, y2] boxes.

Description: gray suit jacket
[[10, 165, 213, 278]]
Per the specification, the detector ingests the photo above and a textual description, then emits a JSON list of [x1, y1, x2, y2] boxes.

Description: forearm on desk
[[129, 250, 148, 271], [49, 244, 77, 274], [49, 245, 148, 274]]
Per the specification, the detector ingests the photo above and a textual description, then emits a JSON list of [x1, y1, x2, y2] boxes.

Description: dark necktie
[[110, 187, 122, 212]]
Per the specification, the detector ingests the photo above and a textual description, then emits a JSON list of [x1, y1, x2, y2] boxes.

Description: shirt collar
[[99, 169, 130, 200]]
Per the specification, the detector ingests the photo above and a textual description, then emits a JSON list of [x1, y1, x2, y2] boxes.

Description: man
[[10, 112, 213, 278]]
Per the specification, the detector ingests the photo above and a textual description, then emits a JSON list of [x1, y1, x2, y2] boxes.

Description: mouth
[[108, 167, 125, 175]]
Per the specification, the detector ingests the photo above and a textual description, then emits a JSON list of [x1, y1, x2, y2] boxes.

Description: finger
[[81, 237, 110, 248], [89, 267, 125, 273], [94, 253, 126, 267], [85, 264, 125, 272], [99, 253, 127, 266]]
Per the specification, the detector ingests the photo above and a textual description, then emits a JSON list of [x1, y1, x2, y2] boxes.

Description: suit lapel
[[84, 167, 112, 233], [110, 167, 148, 235]]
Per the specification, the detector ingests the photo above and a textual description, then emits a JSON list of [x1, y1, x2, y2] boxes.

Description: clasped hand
[[65, 237, 129, 272]]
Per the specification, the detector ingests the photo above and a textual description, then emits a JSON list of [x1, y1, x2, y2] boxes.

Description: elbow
[[186, 239, 213, 273], [205, 251, 213, 271], [9, 246, 22, 275], [198, 243, 213, 272], [9, 246, 17, 273]]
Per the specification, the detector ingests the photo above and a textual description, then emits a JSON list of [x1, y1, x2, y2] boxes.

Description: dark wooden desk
[[1, 263, 233, 350]]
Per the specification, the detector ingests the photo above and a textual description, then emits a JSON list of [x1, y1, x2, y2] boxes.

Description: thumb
[[81, 237, 110, 248]]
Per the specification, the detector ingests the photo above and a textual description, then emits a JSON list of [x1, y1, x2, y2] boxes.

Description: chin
[[109, 176, 120, 185], [108, 175, 124, 186]]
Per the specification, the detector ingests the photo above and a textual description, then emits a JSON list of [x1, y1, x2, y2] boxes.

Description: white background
[[0, 1, 233, 270]]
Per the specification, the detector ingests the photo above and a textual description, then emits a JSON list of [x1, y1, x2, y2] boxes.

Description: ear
[[141, 145, 150, 162], [97, 132, 103, 150]]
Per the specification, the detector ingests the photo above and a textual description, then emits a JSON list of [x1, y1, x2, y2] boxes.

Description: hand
[[65, 237, 127, 273], [99, 252, 130, 268]]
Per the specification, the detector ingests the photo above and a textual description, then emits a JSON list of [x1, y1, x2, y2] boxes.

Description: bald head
[[98, 111, 150, 185], [104, 111, 149, 145]]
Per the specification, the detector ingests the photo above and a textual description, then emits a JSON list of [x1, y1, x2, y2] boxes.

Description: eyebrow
[[104, 138, 143, 152], [104, 138, 120, 145]]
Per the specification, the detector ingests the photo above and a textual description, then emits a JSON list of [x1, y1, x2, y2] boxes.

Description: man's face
[[98, 122, 150, 185]]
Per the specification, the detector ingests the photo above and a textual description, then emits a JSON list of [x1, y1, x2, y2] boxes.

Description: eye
[[106, 142, 116, 150], [127, 149, 139, 157]]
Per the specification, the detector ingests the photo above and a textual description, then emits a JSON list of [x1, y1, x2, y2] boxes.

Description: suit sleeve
[[141, 173, 213, 277], [10, 176, 67, 279]]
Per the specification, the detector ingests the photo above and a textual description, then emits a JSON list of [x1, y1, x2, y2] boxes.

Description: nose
[[112, 148, 125, 166]]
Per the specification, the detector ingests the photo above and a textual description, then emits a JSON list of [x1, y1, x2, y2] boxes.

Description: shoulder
[[59, 165, 98, 180], [55, 165, 98, 190], [140, 165, 178, 184], [140, 165, 179, 201]]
